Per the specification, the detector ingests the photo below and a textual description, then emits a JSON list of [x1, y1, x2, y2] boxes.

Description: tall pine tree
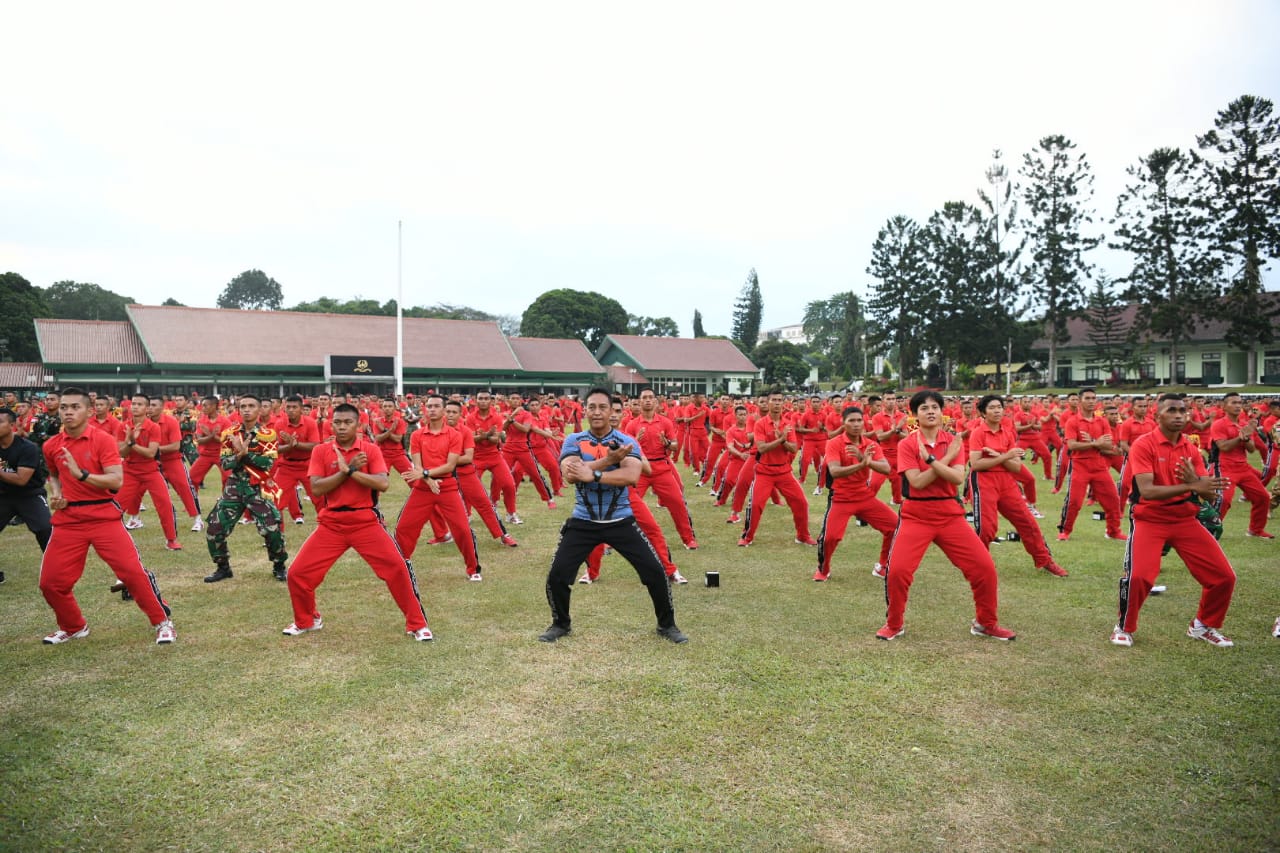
[[920, 201, 998, 388], [866, 216, 929, 385], [730, 269, 763, 354], [1019, 135, 1103, 385], [692, 309, 706, 338], [1111, 147, 1221, 385], [1195, 94, 1280, 383], [1084, 274, 1131, 381]]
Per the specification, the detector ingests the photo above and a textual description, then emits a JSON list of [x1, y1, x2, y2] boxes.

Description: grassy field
[[2, 464, 1278, 852]]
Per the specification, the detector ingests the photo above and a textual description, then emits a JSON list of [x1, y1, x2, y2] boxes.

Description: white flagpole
[[396, 220, 404, 397]]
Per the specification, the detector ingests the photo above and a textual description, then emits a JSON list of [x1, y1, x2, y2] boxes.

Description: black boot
[[204, 563, 233, 583]]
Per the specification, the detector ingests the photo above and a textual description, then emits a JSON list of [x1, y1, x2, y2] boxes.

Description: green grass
[[2, 466, 1278, 851]]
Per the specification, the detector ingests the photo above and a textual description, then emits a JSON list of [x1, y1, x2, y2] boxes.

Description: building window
[[1264, 351, 1280, 378], [1085, 366, 1100, 381], [1138, 358, 1155, 380], [1201, 353, 1221, 381]]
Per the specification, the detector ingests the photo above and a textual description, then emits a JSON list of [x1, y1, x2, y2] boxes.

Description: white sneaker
[[1273, 617, 1280, 638], [43, 625, 90, 644], [1109, 625, 1133, 647], [294, 517, 305, 525], [138, 502, 148, 512], [670, 570, 688, 585], [155, 620, 177, 644], [1187, 621, 1234, 647], [282, 618, 323, 636], [1027, 504, 1045, 519], [1150, 585, 1167, 595], [238, 517, 252, 525], [191, 517, 205, 532], [468, 572, 483, 582], [506, 512, 523, 525], [124, 516, 144, 530], [576, 573, 592, 585], [871, 562, 887, 579], [409, 626, 434, 641], [813, 486, 822, 496]]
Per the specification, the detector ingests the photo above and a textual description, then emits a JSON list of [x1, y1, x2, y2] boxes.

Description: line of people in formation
[[2, 383, 1278, 649]]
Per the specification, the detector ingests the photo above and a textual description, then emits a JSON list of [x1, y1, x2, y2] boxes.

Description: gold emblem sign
[[354, 359, 372, 373]]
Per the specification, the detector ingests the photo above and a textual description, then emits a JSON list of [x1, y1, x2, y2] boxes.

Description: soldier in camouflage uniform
[[203, 393, 289, 583], [174, 394, 200, 464]]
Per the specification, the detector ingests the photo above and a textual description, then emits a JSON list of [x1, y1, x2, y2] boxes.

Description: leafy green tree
[[978, 149, 1027, 379], [520, 289, 628, 352], [161, 297, 185, 306], [866, 215, 930, 384], [1084, 274, 1132, 381], [1019, 135, 1103, 385], [1195, 94, 1280, 383], [731, 269, 763, 354], [802, 291, 866, 380], [751, 339, 810, 387], [1110, 147, 1221, 384], [43, 280, 134, 321], [627, 315, 680, 337], [0, 272, 50, 361], [692, 309, 706, 338], [920, 201, 999, 387], [218, 269, 283, 310]]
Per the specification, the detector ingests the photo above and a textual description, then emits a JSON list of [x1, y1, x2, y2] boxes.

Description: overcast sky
[[3, 1, 1277, 339]]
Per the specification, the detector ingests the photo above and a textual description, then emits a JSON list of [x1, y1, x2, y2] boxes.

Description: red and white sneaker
[[725, 513, 741, 524], [875, 623, 904, 641], [165, 539, 183, 551], [794, 536, 818, 546], [1026, 504, 1045, 519], [1056, 532, 1070, 542], [1105, 532, 1129, 541], [409, 626, 434, 642], [282, 618, 323, 636], [1109, 625, 1133, 647], [499, 534, 519, 547], [970, 620, 1017, 641], [1187, 622, 1233, 647], [43, 625, 90, 644], [1272, 617, 1280, 638], [1246, 530, 1275, 539], [737, 537, 752, 547], [427, 534, 453, 545], [871, 563, 887, 579], [1038, 561, 1069, 577], [546, 500, 557, 510], [683, 539, 699, 551], [155, 620, 177, 644], [813, 570, 829, 582], [669, 570, 688, 585]]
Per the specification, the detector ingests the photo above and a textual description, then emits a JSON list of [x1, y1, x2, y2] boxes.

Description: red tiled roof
[[125, 305, 521, 370], [596, 335, 758, 372], [35, 319, 148, 365], [0, 363, 48, 388], [508, 337, 605, 375]]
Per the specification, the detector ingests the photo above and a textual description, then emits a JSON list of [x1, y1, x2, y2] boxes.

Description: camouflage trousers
[[205, 480, 288, 569]]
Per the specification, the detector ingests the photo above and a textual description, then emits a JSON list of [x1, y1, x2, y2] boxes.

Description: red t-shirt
[[308, 438, 386, 513], [410, 425, 463, 491], [969, 419, 1019, 483], [1209, 415, 1254, 469], [371, 412, 408, 458], [825, 433, 884, 501], [1127, 429, 1206, 521], [753, 415, 797, 470], [153, 413, 183, 461], [276, 416, 321, 465], [503, 408, 535, 452], [119, 419, 162, 469], [196, 413, 232, 456], [1119, 416, 1156, 450], [1064, 414, 1111, 470], [621, 414, 678, 460], [44, 428, 122, 515], [897, 430, 964, 502]]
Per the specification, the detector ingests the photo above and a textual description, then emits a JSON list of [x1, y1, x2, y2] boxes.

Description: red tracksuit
[[816, 433, 897, 577], [968, 420, 1052, 568], [884, 431, 1001, 634], [583, 488, 679, 581], [467, 408, 516, 514], [40, 429, 171, 633], [870, 409, 906, 504], [272, 415, 320, 522], [1117, 431, 1235, 633], [395, 425, 480, 575], [1210, 416, 1271, 535], [190, 412, 231, 488], [115, 419, 178, 542], [741, 415, 811, 544], [154, 413, 201, 518], [501, 408, 552, 503], [285, 439, 429, 633], [624, 413, 697, 548], [428, 428, 508, 540], [1058, 414, 1123, 538]]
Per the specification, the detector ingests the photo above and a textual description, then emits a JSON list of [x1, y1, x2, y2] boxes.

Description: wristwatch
[[593, 469, 603, 482], [925, 454, 937, 464]]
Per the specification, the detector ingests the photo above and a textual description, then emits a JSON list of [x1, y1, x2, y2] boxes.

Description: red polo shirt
[[1128, 429, 1206, 522], [44, 428, 122, 507], [410, 425, 462, 491], [308, 438, 387, 513], [825, 433, 884, 501]]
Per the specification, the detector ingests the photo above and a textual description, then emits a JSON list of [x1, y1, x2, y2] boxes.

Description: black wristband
[[79, 469, 91, 481]]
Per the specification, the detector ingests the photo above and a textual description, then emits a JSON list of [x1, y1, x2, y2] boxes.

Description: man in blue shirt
[[538, 388, 688, 644]]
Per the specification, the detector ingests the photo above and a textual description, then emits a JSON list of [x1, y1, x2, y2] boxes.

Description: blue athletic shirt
[[560, 428, 640, 522]]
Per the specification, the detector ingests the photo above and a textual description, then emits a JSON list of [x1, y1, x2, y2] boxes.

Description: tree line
[[865, 94, 1279, 387]]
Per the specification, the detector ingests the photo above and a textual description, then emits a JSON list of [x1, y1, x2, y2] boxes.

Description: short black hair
[[909, 390, 944, 414], [239, 393, 261, 404], [584, 387, 611, 404], [977, 394, 1002, 414], [285, 394, 304, 405], [841, 405, 864, 418], [0, 407, 15, 424], [333, 403, 360, 417]]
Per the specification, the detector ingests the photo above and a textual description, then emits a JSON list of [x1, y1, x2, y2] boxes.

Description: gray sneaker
[[657, 625, 689, 644]]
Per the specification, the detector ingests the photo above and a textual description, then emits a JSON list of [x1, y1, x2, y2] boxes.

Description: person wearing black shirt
[[0, 406, 54, 581]]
